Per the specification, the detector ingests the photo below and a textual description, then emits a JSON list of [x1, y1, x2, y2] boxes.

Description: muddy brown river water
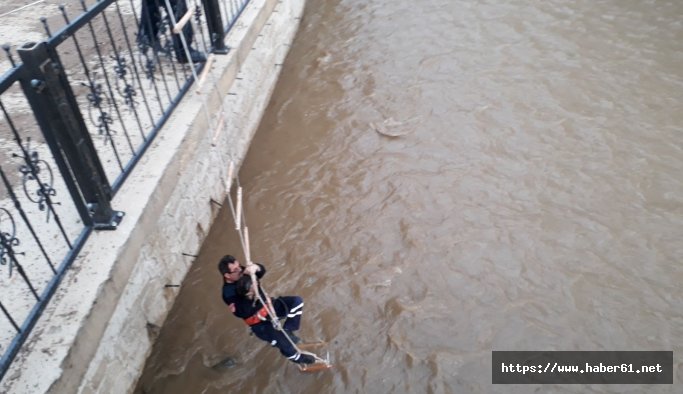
[[135, 0, 683, 392]]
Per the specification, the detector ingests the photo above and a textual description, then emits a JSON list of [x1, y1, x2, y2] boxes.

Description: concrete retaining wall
[[0, 0, 305, 392]]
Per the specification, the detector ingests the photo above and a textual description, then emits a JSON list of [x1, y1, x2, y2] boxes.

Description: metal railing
[[0, 0, 251, 380]]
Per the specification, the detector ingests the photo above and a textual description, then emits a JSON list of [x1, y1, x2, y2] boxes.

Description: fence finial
[[2, 44, 15, 67], [40, 17, 52, 38]]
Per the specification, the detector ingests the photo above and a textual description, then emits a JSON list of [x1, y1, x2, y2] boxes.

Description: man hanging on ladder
[[218, 255, 316, 365]]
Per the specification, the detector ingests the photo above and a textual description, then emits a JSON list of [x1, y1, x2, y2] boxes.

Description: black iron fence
[[0, 0, 251, 380]]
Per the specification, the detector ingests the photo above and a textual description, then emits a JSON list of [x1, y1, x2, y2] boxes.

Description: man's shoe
[[177, 48, 206, 64], [297, 354, 315, 365]]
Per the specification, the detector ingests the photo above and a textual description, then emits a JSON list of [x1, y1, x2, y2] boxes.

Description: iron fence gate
[[0, 0, 251, 380]]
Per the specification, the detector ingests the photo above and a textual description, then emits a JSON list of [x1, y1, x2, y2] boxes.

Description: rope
[[224, 162, 328, 365], [158, 0, 330, 367], [0, 0, 45, 19], [162, 0, 218, 176]]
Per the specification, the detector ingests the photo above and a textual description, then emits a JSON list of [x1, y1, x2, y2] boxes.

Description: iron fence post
[[201, 0, 228, 54], [17, 41, 123, 230]]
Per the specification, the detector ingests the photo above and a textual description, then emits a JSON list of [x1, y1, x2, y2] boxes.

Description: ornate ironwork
[[96, 111, 115, 140], [194, 5, 202, 23], [84, 80, 104, 108], [14, 138, 59, 223], [112, 54, 137, 107], [143, 55, 157, 80], [123, 83, 136, 107], [112, 54, 127, 79], [82, 77, 118, 140], [137, 32, 173, 81], [0, 208, 21, 277], [157, 15, 169, 37]]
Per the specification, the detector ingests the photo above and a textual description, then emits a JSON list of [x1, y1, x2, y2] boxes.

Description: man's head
[[218, 255, 242, 283]]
